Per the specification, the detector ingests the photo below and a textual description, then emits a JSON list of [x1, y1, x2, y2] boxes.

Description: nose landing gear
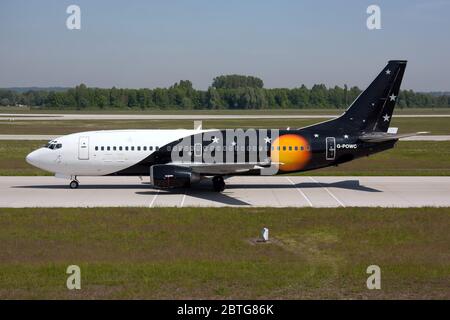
[[69, 177, 79, 189], [212, 176, 225, 192]]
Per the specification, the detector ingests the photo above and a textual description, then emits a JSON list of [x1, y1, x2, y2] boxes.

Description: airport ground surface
[[1, 116, 450, 136], [0, 109, 449, 299], [1, 176, 449, 208], [0, 206, 448, 299], [2, 113, 450, 121], [1, 107, 450, 115]]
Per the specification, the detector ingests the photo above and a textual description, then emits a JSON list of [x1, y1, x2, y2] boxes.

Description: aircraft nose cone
[[26, 150, 38, 166]]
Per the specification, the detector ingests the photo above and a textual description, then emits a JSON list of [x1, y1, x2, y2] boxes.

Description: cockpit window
[[44, 141, 62, 150]]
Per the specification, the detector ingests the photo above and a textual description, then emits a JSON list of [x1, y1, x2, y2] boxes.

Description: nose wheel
[[212, 176, 225, 192], [69, 179, 79, 189]]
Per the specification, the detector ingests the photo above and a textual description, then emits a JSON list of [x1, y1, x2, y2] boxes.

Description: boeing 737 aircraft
[[26, 60, 422, 191]]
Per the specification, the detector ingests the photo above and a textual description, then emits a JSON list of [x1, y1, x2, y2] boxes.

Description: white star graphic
[[371, 103, 375, 107], [389, 94, 397, 101], [344, 134, 349, 139], [212, 137, 219, 143], [231, 141, 236, 146], [314, 134, 319, 138], [264, 137, 271, 144], [383, 114, 390, 122], [386, 69, 391, 75]]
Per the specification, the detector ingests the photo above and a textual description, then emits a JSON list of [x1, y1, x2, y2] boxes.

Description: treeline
[[1, 75, 449, 110]]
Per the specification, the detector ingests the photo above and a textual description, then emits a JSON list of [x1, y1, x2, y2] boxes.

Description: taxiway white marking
[[309, 176, 346, 207], [180, 192, 187, 207], [149, 189, 160, 208], [286, 177, 313, 207]]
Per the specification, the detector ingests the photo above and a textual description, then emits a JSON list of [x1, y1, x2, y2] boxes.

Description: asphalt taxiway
[[1, 176, 449, 208]]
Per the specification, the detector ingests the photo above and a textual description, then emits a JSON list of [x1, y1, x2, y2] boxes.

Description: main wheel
[[69, 180, 79, 189], [212, 176, 225, 192]]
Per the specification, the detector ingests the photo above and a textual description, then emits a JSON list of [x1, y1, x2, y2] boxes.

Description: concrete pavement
[[1, 176, 449, 208]]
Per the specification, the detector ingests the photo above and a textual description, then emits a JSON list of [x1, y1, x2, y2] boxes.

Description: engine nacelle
[[150, 164, 200, 189]]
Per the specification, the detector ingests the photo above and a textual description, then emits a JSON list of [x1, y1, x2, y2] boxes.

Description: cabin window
[[149, 146, 153, 151], [155, 146, 159, 151], [107, 146, 110, 151], [95, 146, 98, 151], [137, 146, 141, 151], [113, 146, 116, 151], [289, 146, 292, 151], [101, 146, 104, 151], [300, 146, 304, 151], [125, 146, 129, 151], [131, 146, 134, 151], [283, 146, 286, 151], [294, 146, 298, 151], [143, 146, 147, 151], [119, 146, 122, 151]]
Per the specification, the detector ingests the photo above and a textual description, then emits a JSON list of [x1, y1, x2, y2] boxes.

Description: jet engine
[[150, 164, 200, 189]]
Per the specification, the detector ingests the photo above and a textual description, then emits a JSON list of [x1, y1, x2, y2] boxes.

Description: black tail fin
[[346, 60, 407, 133], [308, 60, 407, 134]]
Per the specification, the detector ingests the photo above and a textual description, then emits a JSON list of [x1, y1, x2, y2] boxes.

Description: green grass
[[0, 207, 448, 299], [0, 140, 48, 175], [1, 140, 450, 176], [1, 116, 450, 135]]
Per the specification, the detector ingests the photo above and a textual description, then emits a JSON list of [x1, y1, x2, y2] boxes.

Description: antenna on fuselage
[[194, 120, 202, 130]]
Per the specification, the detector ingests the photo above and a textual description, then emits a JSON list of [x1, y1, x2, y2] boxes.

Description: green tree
[[212, 75, 264, 89]]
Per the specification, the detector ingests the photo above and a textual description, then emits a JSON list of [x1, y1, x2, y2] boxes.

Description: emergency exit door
[[326, 137, 336, 160]]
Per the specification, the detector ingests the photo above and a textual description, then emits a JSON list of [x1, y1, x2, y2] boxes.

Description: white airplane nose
[[26, 150, 38, 166]]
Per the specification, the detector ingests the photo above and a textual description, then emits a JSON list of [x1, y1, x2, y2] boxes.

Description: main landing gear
[[69, 177, 79, 189], [212, 176, 225, 192]]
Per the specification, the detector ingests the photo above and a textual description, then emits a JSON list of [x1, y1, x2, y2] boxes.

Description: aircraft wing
[[170, 161, 282, 175], [359, 131, 429, 142]]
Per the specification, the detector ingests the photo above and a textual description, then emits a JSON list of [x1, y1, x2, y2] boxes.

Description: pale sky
[[1, 0, 449, 91]]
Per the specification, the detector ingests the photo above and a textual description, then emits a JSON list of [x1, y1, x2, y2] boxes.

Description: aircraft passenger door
[[78, 136, 89, 160], [326, 137, 336, 160]]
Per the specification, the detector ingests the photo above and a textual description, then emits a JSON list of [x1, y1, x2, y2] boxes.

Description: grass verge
[[2, 107, 450, 115], [0, 207, 448, 299]]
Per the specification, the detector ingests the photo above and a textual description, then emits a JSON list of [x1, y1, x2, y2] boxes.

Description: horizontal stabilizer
[[359, 131, 429, 142]]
